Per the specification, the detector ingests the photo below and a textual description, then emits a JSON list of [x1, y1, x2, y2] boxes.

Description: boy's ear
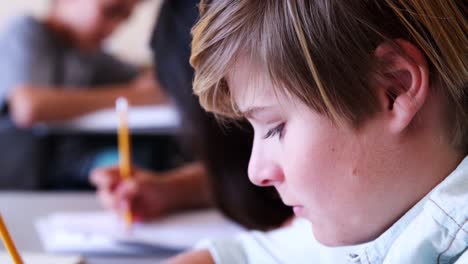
[[374, 39, 429, 134]]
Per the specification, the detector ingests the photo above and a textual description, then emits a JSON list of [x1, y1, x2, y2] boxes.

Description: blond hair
[[191, 0, 468, 150]]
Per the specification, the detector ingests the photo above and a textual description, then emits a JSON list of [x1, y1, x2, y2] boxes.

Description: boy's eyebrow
[[241, 106, 275, 120]]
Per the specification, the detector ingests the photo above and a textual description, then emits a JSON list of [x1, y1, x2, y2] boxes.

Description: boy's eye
[[263, 123, 285, 140]]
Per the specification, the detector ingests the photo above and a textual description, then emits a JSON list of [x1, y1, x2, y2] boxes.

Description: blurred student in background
[[0, 0, 166, 189], [91, 0, 292, 229]]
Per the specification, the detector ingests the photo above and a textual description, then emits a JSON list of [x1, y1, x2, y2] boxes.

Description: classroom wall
[[0, 0, 162, 65]]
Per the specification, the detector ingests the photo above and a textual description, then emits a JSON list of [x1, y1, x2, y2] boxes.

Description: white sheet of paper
[[36, 209, 245, 255], [0, 252, 83, 264], [45, 104, 181, 132]]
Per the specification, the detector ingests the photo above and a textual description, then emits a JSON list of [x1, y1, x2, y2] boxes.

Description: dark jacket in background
[[150, 0, 292, 230]]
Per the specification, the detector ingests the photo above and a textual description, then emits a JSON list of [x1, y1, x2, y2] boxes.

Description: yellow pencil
[[116, 97, 133, 227], [0, 213, 23, 264]]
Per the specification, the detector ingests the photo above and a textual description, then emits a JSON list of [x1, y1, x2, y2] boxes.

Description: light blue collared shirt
[[202, 157, 468, 263]]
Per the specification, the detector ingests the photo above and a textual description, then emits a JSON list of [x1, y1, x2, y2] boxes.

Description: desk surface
[[0, 192, 175, 264]]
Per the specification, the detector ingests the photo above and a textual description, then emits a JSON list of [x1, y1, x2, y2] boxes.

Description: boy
[[168, 0, 468, 263]]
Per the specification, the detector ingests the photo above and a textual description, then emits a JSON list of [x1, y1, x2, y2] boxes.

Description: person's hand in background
[[131, 69, 169, 104], [90, 162, 212, 221]]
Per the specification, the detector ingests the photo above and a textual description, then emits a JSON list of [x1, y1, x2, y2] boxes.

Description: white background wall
[[0, 0, 162, 65]]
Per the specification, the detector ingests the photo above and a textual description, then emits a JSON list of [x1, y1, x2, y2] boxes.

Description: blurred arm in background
[[9, 70, 167, 128]]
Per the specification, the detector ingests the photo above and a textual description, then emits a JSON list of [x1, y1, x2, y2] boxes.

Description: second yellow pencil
[[116, 97, 133, 227], [0, 213, 23, 264]]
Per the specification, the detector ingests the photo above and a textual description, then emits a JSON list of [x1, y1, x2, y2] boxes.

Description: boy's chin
[[312, 225, 363, 247], [314, 232, 348, 247]]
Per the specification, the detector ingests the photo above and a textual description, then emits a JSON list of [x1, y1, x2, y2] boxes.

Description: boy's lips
[[283, 200, 305, 215], [293, 206, 304, 216]]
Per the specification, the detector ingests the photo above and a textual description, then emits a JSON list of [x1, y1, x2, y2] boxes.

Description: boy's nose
[[248, 154, 284, 187]]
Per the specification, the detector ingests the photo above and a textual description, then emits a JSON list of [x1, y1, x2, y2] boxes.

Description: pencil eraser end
[[116, 97, 129, 112]]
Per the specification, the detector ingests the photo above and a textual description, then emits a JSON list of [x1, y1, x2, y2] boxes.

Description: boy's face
[[56, 0, 138, 50], [229, 59, 398, 246]]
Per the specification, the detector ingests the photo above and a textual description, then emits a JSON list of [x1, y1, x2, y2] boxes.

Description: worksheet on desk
[[36, 209, 245, 255], [0, 253, 83, 264], [47, 104, 181, 132]]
